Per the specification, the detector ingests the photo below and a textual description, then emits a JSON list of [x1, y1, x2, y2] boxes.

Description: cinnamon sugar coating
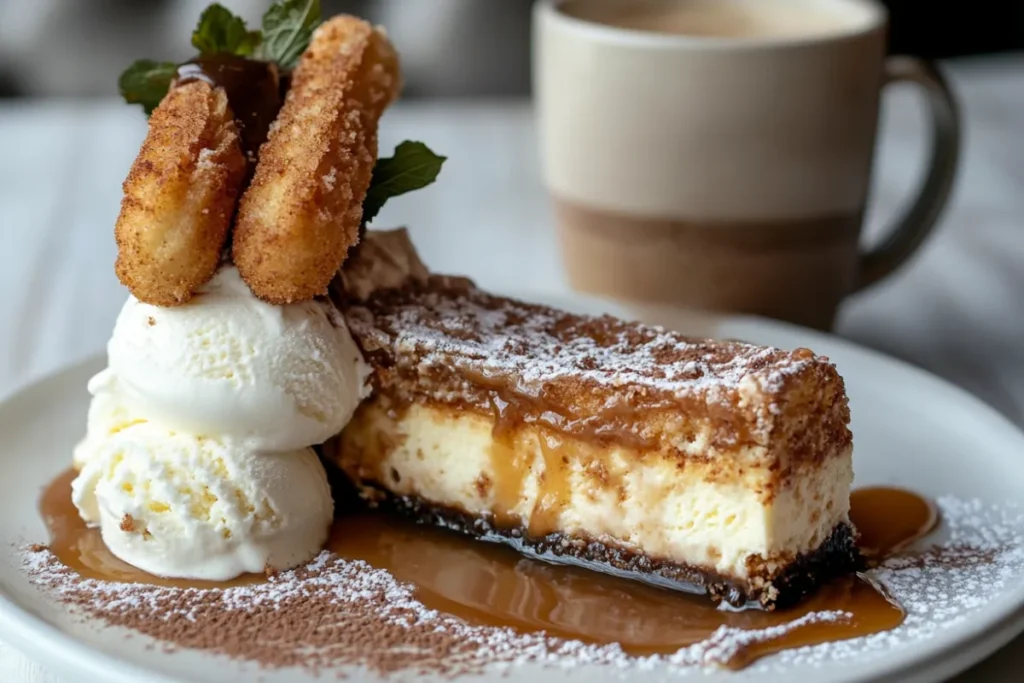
[[233, 16, 401, 304], [114, 81, 246, 306], [339, 275, 852, 465]]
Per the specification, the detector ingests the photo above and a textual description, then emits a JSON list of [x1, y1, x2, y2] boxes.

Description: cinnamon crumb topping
[[340, 276, 851, 461]]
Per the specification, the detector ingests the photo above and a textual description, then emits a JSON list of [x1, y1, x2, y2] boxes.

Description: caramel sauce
[[464, 366, 664, 453], [323, 514, 903, 667], [488, 431, 531, 526], [850, 485, 939, 559], [484, 425, 634, 540], [40, 470, 937, 668], [531, 433, 576, 536], [484, 394, 624, 537]]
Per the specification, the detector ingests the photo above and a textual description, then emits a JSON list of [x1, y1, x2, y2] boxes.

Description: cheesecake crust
[[346, 483, 861, 609]]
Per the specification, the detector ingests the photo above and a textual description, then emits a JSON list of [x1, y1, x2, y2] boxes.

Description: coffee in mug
[[573, 0, 854, 38]]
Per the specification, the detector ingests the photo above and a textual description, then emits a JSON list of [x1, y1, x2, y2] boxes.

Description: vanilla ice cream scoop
[[106, 265, 371, 452], [72, 369, 147, 469], [72, 422, 334, 580]]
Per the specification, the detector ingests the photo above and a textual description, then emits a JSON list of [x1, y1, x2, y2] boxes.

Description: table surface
[[2, 53, 1024, 682]]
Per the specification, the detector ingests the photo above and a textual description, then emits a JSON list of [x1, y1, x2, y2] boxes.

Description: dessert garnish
[[116, 0, 444, 306]]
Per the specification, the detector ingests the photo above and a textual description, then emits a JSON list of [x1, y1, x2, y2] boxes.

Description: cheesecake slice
[[327, 230, 858, 609]]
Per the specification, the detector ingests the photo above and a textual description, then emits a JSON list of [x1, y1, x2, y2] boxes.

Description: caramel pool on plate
[[41, 470, 935, 669]]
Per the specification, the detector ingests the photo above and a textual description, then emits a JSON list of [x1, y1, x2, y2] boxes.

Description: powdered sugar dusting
[[345, 280, 845, 445], [18, 495, 1024, 678], [351, 282, 817, 396], [739, 495, 1024, 674]]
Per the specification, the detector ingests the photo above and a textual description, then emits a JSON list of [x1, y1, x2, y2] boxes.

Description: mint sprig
[[191, 3, 261, 57], [118, 60, 178, 116], [362, 142, 447, 226], [119, 0, 321, 116], [256, 0, 322, 70]]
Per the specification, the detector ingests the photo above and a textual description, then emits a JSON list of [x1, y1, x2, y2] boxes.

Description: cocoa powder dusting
[[21, 549, 584, 678]]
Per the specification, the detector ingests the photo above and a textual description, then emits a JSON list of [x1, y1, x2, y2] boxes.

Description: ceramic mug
[[534, 0, 960, 330]]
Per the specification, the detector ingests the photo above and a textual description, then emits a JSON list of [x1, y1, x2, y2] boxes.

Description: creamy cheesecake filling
[[338, 401, 853, 583]]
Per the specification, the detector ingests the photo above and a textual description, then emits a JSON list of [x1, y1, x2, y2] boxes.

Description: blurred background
[[1, 0, 1022, 100], [0, 0, 1023, 400]]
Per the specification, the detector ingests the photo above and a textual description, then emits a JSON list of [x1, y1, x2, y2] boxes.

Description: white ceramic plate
[[1, 291, 1023, 683]]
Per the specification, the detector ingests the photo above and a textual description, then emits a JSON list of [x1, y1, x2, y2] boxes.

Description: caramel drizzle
[[487, 395, 634, 537], [850, 486, 939, 559], [39, 469, 938, 670], [531, 433, 575, 537]]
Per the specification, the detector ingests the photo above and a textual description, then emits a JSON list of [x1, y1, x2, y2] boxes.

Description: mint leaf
[[257, 0, 321, 70], [119, 59, 177, 115], [362, 141, 447, 225], [119, 1, 322, 115], [191, 3, 261, 56]]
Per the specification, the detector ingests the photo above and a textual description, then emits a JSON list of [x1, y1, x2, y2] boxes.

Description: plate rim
[[0, 301, 1022, 683]]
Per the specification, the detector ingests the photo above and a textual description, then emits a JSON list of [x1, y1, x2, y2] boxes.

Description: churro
[[232, 16, 401, 304], [114, 81, 246, 306]]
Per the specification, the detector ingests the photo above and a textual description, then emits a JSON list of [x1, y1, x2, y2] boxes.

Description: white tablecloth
[[2, 53, 1024, 681]]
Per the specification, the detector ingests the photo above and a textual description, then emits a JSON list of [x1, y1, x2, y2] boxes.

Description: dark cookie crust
[[354, 485, 862, 610]]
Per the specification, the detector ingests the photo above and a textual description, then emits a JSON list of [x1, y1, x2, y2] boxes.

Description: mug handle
[[854, 56, 961, 291]]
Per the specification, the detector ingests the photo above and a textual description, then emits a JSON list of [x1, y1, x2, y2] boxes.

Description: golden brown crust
[[114, 81, 246, 306], [338, 275, 852, 463], [232, 16, 401, 304]]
